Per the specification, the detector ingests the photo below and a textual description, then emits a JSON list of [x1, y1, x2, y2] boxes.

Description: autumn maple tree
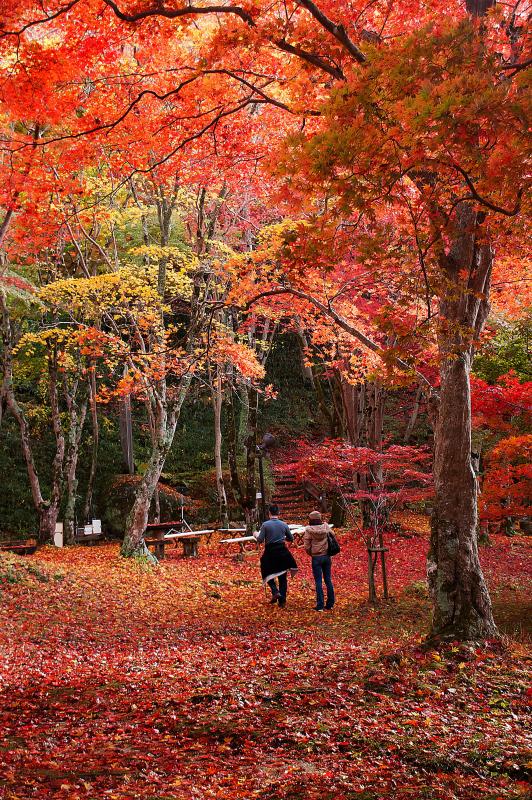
[[286, 437, 433, 600], [0, 0, 529, 643]]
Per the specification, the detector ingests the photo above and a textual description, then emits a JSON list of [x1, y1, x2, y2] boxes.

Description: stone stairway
[[270, 460, 322, 525]]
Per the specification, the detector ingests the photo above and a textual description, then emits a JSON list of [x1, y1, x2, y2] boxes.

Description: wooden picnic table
[[287, 523, 334, 543], [144, 521, 184, 559], [165, 530, 214, 558], [144, 522, 214, 559], [288, 524, 306, 542], [145, 520, 185, 535]]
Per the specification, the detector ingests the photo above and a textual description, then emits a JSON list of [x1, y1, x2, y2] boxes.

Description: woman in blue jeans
[[303, 511, 335, 611]]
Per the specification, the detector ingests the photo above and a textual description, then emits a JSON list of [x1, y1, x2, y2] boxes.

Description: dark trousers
[[311, 555, 334, 609], [268, 572, 288, 600]]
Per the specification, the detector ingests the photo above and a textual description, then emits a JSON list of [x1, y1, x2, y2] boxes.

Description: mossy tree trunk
[[121, 403, 179, 560]]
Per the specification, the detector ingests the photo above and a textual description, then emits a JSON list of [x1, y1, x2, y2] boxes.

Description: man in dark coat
[[256, 504, 298, 607]]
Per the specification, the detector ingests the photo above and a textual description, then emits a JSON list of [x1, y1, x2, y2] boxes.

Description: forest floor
[[0, 519, 530, 800]]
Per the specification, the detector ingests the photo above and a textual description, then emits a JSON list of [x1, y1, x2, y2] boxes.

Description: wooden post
[[378, 531, 389, 599], [367, 548, 377, 602]]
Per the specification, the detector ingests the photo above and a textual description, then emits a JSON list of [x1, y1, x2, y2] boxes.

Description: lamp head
[[259, 433, 276, 452]]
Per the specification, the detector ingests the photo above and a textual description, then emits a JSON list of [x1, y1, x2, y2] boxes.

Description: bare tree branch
[[0, 0, 81, 38], [243, 286, 433, 389], [451, 162, 524, 217], [102, 0, 255, 25], [296, 0, 367, 64]]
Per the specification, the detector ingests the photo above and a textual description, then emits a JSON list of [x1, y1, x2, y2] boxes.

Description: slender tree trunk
[[427, 204, 498, 640], [9, 394, 50, 540], [2, 332, 67, 544], [340, 379, 358, 444], [313, 367, 336, 435], [82, 370, 99, 521], [63, 395, 88, 544], [404, 383, 423, 444], [212, 368, 229, 527], [119, 392, 134, 474], [45, 351, 66, 543], [367, 548, 377, 603], [243, 388, 259, 533], [227, 385, 244, 510], [237, 383, 250, 448], [296, 323, 315, 386], [369, 379, 385, 452]]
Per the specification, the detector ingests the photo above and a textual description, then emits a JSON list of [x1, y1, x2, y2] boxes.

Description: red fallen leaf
[[0, 532, 529, 800]]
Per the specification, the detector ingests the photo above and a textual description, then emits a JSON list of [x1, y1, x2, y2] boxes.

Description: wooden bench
[[219, 535, 259, 556], [0, 538, 38, 556], [217, 528, 247, 535]]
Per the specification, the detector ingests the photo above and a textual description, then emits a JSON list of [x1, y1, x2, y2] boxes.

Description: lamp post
[[256, 433, 276, 524]]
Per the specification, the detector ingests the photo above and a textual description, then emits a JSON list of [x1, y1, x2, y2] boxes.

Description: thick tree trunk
[[121, 404, 178, 560], [120, 174, 185, 560], [427, 204, 498, 640], [38, 505, 61, 544], [428, 351, 497, 639]]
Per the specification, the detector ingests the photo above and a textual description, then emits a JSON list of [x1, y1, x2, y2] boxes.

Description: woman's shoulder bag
[[326, 529, 341, 557]]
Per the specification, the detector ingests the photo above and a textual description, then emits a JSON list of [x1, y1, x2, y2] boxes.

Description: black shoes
[[278, 598, 286, 608], [270, 594, 281, 604]]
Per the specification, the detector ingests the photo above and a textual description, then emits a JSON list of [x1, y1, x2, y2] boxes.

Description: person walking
[[304, 511, 335, 611], [255, 504, 298, 607]]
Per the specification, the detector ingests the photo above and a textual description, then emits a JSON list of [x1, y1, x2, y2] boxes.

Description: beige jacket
[[304, 523, 330, 557]]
